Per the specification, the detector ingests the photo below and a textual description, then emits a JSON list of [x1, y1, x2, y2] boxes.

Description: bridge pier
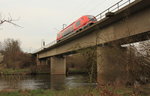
[[97, 45, 127, 84], [36, 54, 41, 65], [50, 56, 66, 75]]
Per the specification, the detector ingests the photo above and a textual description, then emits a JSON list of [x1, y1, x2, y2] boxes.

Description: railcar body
[[57, 15, 97, 41]]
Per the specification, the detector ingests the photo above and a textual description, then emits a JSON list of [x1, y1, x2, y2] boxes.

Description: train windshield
[[87, 15, 97, 21], [57, 33, 60, 38]]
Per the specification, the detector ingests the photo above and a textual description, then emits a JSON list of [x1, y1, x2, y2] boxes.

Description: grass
[[0, 68, 30, 75], [0, 86, 149, 96], [0, 88, 96, 96]]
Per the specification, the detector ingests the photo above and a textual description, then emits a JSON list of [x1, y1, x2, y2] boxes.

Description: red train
[[57, 15, 97, 41]]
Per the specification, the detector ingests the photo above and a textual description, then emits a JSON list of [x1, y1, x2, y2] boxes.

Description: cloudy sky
[[0, 0, 122, 52]]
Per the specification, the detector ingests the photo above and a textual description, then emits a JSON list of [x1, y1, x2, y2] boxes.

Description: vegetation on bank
[[0, 68, 51, 75], [0, 68, 30, 75], [0, 86, 149, 96], [68, 68, 88, 74]]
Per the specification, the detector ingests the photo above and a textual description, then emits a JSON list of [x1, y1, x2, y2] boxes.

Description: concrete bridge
[[33, 0, 150, 83]]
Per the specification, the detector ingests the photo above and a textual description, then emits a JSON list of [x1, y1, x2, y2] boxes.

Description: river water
[[0, 74, 97, 90]]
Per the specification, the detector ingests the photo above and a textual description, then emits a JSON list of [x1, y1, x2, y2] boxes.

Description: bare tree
[[2, 39, 21, 68], [0, 42, 2, 51], [0, 14, 21, 27], [1, 39, 35, 68], [138, 41, 150, 57]]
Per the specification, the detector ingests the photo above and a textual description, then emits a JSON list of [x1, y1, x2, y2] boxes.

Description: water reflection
[[0, 74, 97, 90], [50, 75, 66, 90]]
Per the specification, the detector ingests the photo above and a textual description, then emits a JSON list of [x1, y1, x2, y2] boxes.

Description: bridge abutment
[[50, 56, 66, 75], [97, 45, 127, 85]]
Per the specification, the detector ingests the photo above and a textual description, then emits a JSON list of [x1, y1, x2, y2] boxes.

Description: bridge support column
[[97, 45, 127, 84], [36, 54, 41, 65], [50, 56, 66, 75]]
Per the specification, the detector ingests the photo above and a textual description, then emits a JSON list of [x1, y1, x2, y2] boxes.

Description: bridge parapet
[[95, 0, 135, 20]]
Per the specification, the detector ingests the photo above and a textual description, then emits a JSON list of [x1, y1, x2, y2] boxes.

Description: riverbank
[[0, 68, 31, 75], [0, 68, 50, 75], [0, 86, 149, 96], [0, 68, 89, 75], [0, 87, 134, 96]]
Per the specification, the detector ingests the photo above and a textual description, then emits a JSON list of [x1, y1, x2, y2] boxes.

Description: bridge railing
[[33, 0, 135, 54], [95, 0, 135, 21], [32, 47, 43, 54], [43, 40, 57, 49], [32, 40, 57, 54]]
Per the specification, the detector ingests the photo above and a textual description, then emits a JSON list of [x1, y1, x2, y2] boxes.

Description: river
[[0, 74, 97, 90]]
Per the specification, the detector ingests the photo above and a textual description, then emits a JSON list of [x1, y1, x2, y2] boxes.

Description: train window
[[75, 21, 80, 27], [57, 34, 59, 37], [67, 26, 73, 32], [87, 15, 97, 21], [62, 30, 68, 36]]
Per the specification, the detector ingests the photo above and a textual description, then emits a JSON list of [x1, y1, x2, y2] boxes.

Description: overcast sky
[[0, 0, 121, 52]]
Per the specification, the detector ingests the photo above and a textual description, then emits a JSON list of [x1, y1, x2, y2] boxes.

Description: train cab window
[[75, 21, 80, 27], [57, 33, 61, 40], [57, 34, 60, 38]]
